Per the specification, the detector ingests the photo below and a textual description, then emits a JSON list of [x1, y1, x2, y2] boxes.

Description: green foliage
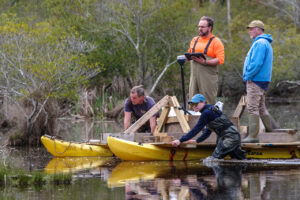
[[0, 0, 300, 101], [15, 174, 30, 187], [51, 173, 72, 185], [32, 171, 46, 186], [0, 14, 100, 104]]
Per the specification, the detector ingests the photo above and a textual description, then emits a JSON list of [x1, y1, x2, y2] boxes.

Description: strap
[[191, 36, 200, 53], [209, 105, 222, 115], [169, 148, 177, 161], [183, 150, 189, 161], [204, 36, 215, 55]]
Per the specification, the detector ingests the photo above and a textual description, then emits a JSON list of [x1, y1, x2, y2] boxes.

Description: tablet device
[[185, 52, 206, 60]]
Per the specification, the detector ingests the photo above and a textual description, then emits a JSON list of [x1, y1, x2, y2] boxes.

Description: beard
[[199, 30, 209, 37]]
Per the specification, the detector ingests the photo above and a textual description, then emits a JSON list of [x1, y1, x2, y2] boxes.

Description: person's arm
[[173, 128, 212, 146], [171, 113, 209, 147], [124, 111, 131, 131], [196, 128, 212, 143], [244, 42, 266, 80], [149, 116, 156, 133], [191, 56, 220, 66]]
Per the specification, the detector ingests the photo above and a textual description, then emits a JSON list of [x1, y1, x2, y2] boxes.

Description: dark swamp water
[[1, 102, 300, 200]]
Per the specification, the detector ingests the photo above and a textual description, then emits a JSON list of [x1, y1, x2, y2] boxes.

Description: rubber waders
[[261, 115, 273, 132], [242, 114, 259, 143]]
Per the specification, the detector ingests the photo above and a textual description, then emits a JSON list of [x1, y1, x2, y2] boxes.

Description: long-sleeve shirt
[[179, 104, 222, 143]]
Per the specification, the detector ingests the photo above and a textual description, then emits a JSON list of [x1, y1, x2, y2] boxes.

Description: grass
[[0, 163, 72, 188]]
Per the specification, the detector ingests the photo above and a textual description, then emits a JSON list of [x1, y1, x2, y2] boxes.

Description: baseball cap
[[188, 94, 206, 104], [247, 20, 265, 29]]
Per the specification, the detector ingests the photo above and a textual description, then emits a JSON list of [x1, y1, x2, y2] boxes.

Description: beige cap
[[247, 20, 264, 29]]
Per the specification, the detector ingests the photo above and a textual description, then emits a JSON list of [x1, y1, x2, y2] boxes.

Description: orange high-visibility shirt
[[188, 35, 225, 65]]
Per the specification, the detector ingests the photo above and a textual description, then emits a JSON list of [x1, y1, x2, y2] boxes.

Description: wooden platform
[[120, 95, 298, 144]]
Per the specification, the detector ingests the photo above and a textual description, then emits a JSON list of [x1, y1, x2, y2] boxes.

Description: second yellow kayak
[[41, 135, 113, 157]]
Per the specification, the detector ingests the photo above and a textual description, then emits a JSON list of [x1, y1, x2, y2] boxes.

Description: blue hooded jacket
[[243, 34, 273, 82]]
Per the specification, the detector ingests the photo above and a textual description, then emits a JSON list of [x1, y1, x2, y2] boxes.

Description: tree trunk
[[227, 0, 232, 41]]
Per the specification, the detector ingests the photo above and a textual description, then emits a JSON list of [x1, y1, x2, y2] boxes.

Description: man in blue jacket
[[242, 20, 273, 143]]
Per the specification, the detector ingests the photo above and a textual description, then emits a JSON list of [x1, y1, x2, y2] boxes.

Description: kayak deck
[[41, 135, 113, 157], [107, 136, 300, 161]]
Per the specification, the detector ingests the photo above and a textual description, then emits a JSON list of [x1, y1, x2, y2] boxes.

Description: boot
[[242, 114, 259, 143], [261, 115, 273, 132]]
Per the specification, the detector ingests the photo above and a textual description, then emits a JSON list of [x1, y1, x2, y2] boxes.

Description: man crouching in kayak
[[171, 94, 246, 160]]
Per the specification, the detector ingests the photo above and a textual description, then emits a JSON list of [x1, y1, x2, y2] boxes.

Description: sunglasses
[[189, 103, 199, 107]]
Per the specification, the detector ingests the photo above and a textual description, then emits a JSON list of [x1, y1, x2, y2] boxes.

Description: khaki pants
[[189, 60, 218, 105], [246, 81, 268, 116]]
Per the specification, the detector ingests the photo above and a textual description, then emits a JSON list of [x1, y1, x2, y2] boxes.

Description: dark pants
[[212, 133, 247, 160]]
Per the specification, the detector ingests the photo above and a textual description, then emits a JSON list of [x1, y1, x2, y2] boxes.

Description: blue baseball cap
[[188, 94, 206, 104]]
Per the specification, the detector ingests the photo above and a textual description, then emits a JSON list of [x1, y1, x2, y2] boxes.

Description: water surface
[[1, 102, 300, 199]]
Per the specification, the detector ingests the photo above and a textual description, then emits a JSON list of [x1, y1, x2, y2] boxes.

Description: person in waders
[[242, 20, 274, 143], [186, 16, 224, 105], [171, 94, 246, 160]]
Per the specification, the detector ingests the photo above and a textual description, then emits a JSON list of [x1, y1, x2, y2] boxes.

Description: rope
[[289, 148, 297, 159], [53, 137, 72, 155], [183, 150, 189, 161], [169, 148, 177, 161]]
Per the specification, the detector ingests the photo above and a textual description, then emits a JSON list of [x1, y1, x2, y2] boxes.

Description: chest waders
[[189, 37, 218, 105], [206, 107, 246, 159]]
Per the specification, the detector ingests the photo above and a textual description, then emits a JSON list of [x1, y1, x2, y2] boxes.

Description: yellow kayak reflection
[[45, 157, 115, 174], [108, 161, 209, 188]]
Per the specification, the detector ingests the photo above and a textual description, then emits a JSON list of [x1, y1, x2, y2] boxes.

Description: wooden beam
[[165, 115, 190, 124], [171, 96, 190, 133], [232, 95, 246, 118], [153, 107, 170, 136], [124, 95, 170, 134]]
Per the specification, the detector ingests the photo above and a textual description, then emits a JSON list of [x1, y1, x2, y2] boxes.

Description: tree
[[92, 0, 195, 91], [259, 0, 300, 33], [0, 15, 99, 143]]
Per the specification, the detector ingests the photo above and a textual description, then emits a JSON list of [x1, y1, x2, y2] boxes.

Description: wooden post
[[153, 107, 170, 136], [232, 95, 246, 118], [170, 96, 190, 133]]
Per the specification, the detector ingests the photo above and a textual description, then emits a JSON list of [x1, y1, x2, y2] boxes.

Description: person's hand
[[185, 55, 190, 61], [185, 139, 197, 144], [171, 139, 181, 147], [191, 56, 206, 65]]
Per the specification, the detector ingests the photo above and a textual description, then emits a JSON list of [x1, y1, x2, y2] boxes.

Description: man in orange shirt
[[187, 16, 225, 105]]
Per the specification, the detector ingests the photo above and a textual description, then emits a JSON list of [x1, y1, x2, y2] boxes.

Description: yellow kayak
[[41, 135, 113, 157], [45, 157, 115, 174], [108, 161, 209, 188], [107, 136, 213, 161], [107, 136, 300, 160]]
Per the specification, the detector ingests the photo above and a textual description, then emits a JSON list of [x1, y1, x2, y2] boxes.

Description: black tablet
[[185, 52, 206, 60]]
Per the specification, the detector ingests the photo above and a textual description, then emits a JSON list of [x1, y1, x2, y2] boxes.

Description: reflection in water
[[122, 162, 245, 200], [115, 161, 300, 200], [44, 157, 117, 176], [209, 165, 244, 200]]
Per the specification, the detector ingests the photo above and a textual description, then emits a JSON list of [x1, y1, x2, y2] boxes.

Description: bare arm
[[124, 111, 131, 131], [149, 116, 156, 133]]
